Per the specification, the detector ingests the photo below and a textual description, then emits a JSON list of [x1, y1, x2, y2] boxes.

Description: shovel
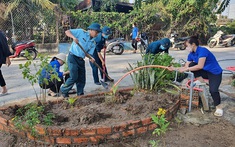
[[100, 46, 109, 89], [76, 42, 113, 89]]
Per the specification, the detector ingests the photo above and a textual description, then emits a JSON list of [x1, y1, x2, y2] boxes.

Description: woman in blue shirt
[[39, 53, 69, 96], [169, 36, 223, 116]]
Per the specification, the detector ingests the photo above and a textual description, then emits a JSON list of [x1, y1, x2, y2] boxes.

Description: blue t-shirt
[[39, 60, 63, 84], [69, 29, 96, 58], [94, 33, 106, 53], [132, 27, 138, 39], [187, 46, 222, 75], [146, 40, 161, 54]]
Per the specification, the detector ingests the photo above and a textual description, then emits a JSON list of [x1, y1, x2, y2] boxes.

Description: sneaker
[[133, 50, 136, 53], [61, 93, 69, 98], [77, 93, 84, 96], [95, 82, 101, 85]]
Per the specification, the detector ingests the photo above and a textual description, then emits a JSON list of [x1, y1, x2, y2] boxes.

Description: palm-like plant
[[3, 0, 56, 18]]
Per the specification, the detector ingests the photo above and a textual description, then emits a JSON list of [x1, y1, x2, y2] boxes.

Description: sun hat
[[102, 26, 112, 39], [87, 23, 101, 32], [53, 53, 66, 63]]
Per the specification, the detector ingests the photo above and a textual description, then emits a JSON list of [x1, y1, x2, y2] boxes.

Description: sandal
[[0, 92, 8, 96], [214, 108, 223, 117]]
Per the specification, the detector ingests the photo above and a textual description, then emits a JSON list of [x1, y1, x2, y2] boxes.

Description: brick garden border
[[0, 88, 180, 146]]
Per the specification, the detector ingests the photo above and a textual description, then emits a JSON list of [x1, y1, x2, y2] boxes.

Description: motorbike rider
[[146, 38, 171, 54], [89, 26, 114, 85]]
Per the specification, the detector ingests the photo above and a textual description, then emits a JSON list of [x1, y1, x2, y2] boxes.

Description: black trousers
[[0, 64, 6, 87], [132, 39, 137, 50], [40, 78, 64, 93], [189, 62, 222, 106]]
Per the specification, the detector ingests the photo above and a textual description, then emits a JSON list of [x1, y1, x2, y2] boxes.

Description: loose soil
[[0, 75, 235, 147], [2, 91, 178, 129]]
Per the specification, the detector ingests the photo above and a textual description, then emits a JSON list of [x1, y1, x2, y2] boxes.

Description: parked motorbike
[[136, 32, 149, 54], [169, 33, 189, 50], [10, 40, 37, 60], [207, 30, 235, 48], [106, 38, 125, 55]]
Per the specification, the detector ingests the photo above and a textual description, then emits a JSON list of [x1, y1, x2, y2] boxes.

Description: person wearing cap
[[60, 23, 100, 97], [39, 53, 69, 97], [89, 26, 113, 85], [146, 38, 170, 54]]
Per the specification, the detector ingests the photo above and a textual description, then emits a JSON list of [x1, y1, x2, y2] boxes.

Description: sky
[[222, 0, 235, 19]]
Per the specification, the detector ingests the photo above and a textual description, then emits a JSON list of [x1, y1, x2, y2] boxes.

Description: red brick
[[122, 130, 135, 137], [8, 120, 15, 128], [181, 94, 189, 100], [90, 136, 103, 144], [136, 126, 148, 134], [27, 133, 36, 140], [141, 118, 152, 125], [56, 137, 71, 144], [97, 127, 112, 135], [113, 123, 127, 132], [127, 120, 142, 129], [107, 133, 121, 140], [15, 130, 26, 137], [0, 116, 8, 125], [47, 126, 62, 136], [43, 136, 55, 144], [73, 137, 89, 144], [96, 135, 105, 141], [148, 123, 157, 131], [35, 125, 46, 135], [0, 123, 4, 130], [81, 128, 96, 136], [64, 129, 80, 136], [166, 113, 173, 121]]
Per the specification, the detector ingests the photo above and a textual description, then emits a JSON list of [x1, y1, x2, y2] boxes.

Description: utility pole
[[10, 11, 16, 43]]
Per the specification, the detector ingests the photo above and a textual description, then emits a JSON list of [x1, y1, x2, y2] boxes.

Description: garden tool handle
[[75, 42, 113, 81], [103, 47, 106, 80]]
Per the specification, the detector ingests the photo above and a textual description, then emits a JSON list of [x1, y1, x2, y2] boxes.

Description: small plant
[[174, 116, 183, 128], [149, 140, 160, 147], [231, 79, 235, 87], [12, 103, 55, 137], [19, 52, 61, 102], [111, 85, 119, 96], [150, 108, 170, 147], [65, 97, 77, 108], [128, 53, 181, 93]]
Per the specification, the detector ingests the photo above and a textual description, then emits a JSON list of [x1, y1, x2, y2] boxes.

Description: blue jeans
[[89, 50, 109, 83], [60, 53, 85, 95]]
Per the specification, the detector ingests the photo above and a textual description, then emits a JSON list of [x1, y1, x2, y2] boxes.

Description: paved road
[[0, 46, 235, 106]]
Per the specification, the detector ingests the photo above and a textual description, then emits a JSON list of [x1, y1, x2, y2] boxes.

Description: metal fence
[[0, 2, 68, 45]]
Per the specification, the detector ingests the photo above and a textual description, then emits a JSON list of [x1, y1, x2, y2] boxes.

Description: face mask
[[159, 45, 166, 50], [103, 35, 109, 39], [186, 46, 193, 52]]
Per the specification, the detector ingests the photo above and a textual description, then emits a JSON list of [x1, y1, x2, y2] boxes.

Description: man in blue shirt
[[60, 23, 101, 97], [89, 26, 113, 85], [130, 22, 139, 53], [146, 38, 170, 54]]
